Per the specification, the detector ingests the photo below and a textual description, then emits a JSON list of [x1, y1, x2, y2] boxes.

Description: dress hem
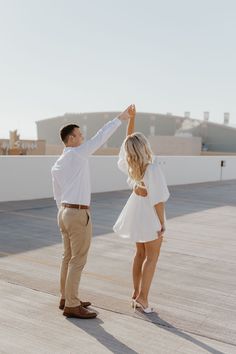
[[115, 232, 158, 243]]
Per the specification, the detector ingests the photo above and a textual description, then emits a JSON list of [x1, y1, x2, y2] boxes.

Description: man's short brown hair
[[60, 124, 80, 143]]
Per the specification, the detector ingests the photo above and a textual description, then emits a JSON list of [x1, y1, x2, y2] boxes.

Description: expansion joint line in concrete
[[3, 279, 236, 349]]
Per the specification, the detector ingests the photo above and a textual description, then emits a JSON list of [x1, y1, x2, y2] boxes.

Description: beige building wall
[[93, 147, 119, 155], [36, 112, 236, 153], [45, 144, 119, 156], [44, 137, 201, 156], [45, 144, 63, 155], [148, 136, 202, 156], [27, 140, 46, 155], [0, 139, 46, 155]]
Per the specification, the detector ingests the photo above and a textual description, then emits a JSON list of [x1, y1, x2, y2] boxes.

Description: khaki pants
[[58, 207, 92, 307]]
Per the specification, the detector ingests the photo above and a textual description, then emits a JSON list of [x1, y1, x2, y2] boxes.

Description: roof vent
[[203, 112, 209, 121], [184, 111, 191, 118], [224, 112, 230, 125]]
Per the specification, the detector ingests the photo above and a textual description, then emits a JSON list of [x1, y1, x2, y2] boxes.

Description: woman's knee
[[135, 248, 145, 260], [145, 245, 161, 263], [135, 252, 145, 262]]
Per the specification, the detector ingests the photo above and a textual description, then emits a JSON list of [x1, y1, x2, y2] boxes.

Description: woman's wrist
[[160, 224, 166, 232]]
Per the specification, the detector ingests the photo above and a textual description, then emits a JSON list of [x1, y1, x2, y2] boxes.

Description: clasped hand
[[118, 104, 136, 121]]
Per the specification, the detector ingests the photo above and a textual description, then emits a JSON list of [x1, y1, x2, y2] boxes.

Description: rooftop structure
[[36, 112, 236, 154], [0, 130, 45, 155]]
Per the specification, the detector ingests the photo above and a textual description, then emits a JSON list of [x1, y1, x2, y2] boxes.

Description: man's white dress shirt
[[51, 118, 121, 208]]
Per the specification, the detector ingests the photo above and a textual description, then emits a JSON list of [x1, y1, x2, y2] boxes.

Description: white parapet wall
[[0, 155, 236, 202]]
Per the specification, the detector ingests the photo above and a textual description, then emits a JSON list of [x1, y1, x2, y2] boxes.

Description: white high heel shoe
[[131, 299, 141, 308], [133, 300, 154, 313]]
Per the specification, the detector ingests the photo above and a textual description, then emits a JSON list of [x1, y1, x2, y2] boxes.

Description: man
[[51, 105, 133, 319]]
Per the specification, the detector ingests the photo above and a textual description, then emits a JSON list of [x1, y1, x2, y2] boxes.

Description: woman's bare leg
[[132, 242, 145, 299], [136, 237, 163, 308]]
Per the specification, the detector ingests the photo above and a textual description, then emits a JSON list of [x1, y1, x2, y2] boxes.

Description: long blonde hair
[[124, 133, 153, 183]]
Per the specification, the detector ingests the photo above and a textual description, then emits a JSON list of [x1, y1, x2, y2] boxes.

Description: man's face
[[69, 127, 84, 147]]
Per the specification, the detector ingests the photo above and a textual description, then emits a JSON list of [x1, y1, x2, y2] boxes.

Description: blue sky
[[0, 0, 236, 139]]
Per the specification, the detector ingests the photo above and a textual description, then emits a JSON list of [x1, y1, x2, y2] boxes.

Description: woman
[[113, 105, 170, 313]]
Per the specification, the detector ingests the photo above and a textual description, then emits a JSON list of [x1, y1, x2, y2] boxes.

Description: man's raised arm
[[77, 105, 133, 156]]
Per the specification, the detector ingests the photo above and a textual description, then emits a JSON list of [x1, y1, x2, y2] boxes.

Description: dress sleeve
[[117, 140, 129, 175], [147, 161, 170, 206]]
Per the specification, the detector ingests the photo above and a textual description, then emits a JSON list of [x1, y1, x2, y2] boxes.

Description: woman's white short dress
[[113, 142, 170, 243]]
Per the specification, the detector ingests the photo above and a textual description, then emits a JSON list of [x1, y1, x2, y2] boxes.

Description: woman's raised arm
[[126, 105, 136, 136]]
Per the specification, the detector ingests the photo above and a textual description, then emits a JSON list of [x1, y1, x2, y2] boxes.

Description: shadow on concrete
[[66, 316, 139, 354], [65, 309, 226, 354], [0, 180, 236, 256], [135, 310, 225, 354]]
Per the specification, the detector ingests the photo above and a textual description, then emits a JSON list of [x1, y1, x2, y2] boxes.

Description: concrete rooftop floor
[[0, 180, 236, 354]]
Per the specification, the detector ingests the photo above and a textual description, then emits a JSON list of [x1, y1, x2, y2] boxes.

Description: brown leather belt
[[61, 203, 90, 210]]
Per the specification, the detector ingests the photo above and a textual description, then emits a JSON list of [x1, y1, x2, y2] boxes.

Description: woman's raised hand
[[128, 104, 136, 119], [118, 104, 135, 121], [126, 104, 136, 135]]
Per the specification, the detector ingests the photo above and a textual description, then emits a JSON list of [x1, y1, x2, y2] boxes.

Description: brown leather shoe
[[63, 305, 97, 319], [59, 299, 91, 310]]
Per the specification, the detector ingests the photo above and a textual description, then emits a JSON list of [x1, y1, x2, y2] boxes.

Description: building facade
[[36, 112, 236, 154]]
